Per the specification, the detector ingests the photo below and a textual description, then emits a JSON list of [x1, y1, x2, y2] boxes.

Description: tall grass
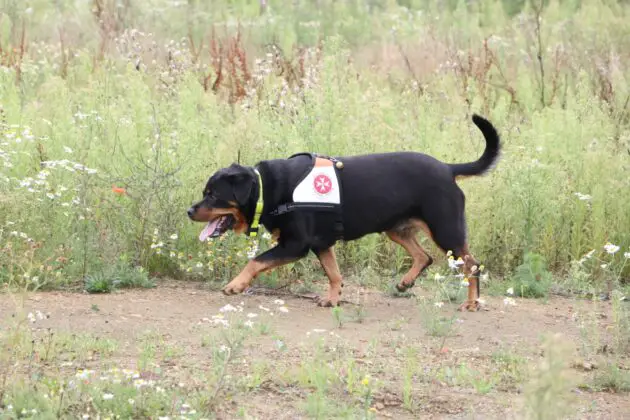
[[0, 0, 629, 291]]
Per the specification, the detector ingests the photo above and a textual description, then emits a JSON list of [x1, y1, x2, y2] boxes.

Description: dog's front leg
[[314, 247, 343, 307], [222, 241, 309, 295]]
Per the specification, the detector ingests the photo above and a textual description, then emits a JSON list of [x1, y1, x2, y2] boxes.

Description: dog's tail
[[449, 114, 501, 178]]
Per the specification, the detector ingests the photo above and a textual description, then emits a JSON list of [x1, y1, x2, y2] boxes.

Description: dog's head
[[187, 163, 257, 240]]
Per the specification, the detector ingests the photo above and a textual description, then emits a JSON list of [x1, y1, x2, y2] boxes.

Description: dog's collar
[[247, 168, 264, 237]]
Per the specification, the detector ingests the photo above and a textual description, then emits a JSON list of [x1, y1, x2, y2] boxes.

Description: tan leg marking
[[222, 259, 285, 295], [411, 219, 433, 240], [457, 245, 482, 312], [316, 247, 343, 307], [386, 231, 433, 292]]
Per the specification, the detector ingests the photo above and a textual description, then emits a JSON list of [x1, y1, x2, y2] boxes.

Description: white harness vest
[[268, 154, 345, 240], [292, 158, 341, 205]]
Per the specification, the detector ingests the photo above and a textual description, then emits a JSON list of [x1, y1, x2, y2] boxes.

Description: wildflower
[[574, 192, 592, 201], [220, 304, 238, 313], [112, 186, 127, 195], [63, 146, 73, 153], [506, 287, 514, 296], [624, 252, 630, 259], [446, 250, 453, 257], [448, 257, 464, 270], [76, 369, 93, 380], [213, 318, 229, 327], [503, 297, 516, 306], [169, 234, 178, 240], [246, 313, 258, 318], [434, 301, 444, 308], [273, 299, 285, 305], [277, 306, 289, 313], [604, 243, 620, 254], [246, 241, 259, 259], [461, 278, 470, 287], [258, 305, 270, 312], [74, 111, 88, 120], [579, 249, 596, 264], [434, 273, 445, 281], [601, 264, 608, 269], [362, 375, 371, 386], [244, 320, 254, 328], [102, 393, 114, 400], [128, 399, 135, 405]]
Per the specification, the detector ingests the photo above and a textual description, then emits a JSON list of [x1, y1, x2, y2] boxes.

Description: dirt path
[[1, 281, 629, 419]]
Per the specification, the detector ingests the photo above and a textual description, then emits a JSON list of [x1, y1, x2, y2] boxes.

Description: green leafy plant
[[84, 260, 155, 294], [509, 252, 553, 298]]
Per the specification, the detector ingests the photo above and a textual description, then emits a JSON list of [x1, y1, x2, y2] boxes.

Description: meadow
[[1, 0, 629, 418]]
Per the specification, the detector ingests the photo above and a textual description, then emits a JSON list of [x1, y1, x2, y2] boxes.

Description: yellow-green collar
[[247, 168, 264, 237]]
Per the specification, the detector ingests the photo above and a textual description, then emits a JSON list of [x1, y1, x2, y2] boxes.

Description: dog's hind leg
[[418, 185, 484, 311], [427, 224, 483, 312], [386, 222, 433, 292], [450, 245, 482, 312], [313, 247, 343, 307]]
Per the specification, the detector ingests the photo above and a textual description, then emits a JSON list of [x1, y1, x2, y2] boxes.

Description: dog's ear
[[225, 164, 254, 207], [232, 178, 253, 207]]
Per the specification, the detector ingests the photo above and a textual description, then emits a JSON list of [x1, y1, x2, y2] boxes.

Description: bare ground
[[1, 280, 629, 419]]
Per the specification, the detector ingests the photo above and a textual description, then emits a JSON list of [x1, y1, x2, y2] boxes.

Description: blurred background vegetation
[[0, 0, 628, 296]]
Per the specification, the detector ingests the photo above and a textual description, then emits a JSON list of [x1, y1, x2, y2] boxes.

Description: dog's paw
[[222, 280, 248, 296], [458, 300, 481, 312], [395, 281, 415, 293], [316, 296, 340, 307]]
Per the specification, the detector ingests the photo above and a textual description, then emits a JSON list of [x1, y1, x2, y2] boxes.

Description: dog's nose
[[187, 207, 195, 218]]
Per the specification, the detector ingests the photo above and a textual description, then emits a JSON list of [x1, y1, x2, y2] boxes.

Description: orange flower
[[112, 186, 127, 195]]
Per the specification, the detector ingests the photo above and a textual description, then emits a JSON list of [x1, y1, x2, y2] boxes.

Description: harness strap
[[269, 202, 344, 240], [269, 202, 340, 216]]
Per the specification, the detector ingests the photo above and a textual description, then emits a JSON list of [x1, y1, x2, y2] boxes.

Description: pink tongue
[[199, 219, 220, 241]]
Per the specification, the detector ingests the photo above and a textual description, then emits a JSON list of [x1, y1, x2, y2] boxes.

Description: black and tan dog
[[187, 114, 501, 311]]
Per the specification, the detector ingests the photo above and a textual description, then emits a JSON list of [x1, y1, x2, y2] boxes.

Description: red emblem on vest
[[313, 174, 332, 195]]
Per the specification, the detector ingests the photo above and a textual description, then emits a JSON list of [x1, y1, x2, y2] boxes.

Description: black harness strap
[[269, 202, 340, 216]]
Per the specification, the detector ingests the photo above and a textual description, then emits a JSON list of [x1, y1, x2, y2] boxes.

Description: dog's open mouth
[[198, 215, 235, 241]]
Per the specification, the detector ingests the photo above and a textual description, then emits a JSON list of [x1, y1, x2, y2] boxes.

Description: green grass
[[592, 363, 630, 393]]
